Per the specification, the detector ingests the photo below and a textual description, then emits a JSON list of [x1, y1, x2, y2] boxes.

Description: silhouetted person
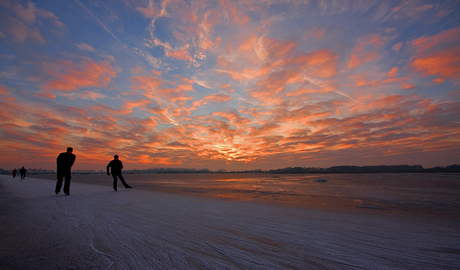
[[19, 167, 26, 180], [107, 155, 132, 191], [55, 147, 76, 195], [12, 168, 17, 178]]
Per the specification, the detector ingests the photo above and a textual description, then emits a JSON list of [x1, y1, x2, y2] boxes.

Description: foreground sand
[[0, 175, 459, 269]]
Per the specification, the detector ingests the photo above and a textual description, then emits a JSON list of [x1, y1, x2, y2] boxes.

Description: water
[[31, 172, 460, 216]]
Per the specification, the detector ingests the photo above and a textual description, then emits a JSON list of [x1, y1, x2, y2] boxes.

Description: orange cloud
[[392, 42, 402, 51], [42, 59, 117, 91], [230, 5, 250, 25], [166, 48, 193, 61], [353, 35, 384, 53], [411, 48, 460, 79], [0, 85, 8, 95], [347, 52, 379, 69], [204, 93, 232, 103], [401, 84, 417, 90], [281, 49, 339, 78], [387, 67, 399, 78], [410, 27, 460, 52]]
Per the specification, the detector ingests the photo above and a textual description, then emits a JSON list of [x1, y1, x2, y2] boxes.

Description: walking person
[[55, 147, 76, 195], [12, 168, 17, 178], [19, 166, 26, 180], [107, 155, 133, 191]]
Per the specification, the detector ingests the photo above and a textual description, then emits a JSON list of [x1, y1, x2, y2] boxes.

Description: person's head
[[114, 155, 119, 160], [66, 147, 73, 154]]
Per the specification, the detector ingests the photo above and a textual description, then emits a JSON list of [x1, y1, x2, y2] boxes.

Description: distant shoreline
[[2, 164, 459, 175], [3, 170, 458, 176]]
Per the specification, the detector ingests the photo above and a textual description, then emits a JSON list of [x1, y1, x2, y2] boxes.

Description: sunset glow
[[0, 0, 459, 171]]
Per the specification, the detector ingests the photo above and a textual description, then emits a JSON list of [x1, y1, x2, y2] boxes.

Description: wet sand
[[32, 172, 460, 218], [1, 174, 459, 269]]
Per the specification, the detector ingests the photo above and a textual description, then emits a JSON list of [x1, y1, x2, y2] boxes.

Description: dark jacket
[[107, 160, 123, 174], [57, 152, 76, 172]]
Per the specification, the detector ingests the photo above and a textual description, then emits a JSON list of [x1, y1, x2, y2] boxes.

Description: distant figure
[[12, 168, 17, 178], [19, 167, 26, 180], [107, 155, 132, 191], [55, 147, 76, 195]]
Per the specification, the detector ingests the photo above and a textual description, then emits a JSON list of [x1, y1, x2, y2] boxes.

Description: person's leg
[[112, 174, 118, 191], [117, 173, 131, 188], [63, 173, 71, 195], [55, 174, 63, 194]]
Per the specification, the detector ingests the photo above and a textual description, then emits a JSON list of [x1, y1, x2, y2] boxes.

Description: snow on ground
[[0, 175, 459, 269]]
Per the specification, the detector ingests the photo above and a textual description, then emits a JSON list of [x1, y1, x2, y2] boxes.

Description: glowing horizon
[[1, 0, 459, 171]]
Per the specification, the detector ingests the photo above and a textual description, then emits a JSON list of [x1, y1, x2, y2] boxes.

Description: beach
[[0, 174, 459, 269]]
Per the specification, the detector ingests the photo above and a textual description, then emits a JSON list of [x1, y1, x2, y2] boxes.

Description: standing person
[[107, 155, 133, 191], [12, 168, 17, 178], [19, 167, 26, 180], [55, 147, 76, 195]]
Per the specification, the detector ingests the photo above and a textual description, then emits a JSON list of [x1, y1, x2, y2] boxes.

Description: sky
[[0, 0, 459, 171]]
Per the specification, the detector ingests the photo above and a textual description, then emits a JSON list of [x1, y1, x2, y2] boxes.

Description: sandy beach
[[1, 175, 459, 269]]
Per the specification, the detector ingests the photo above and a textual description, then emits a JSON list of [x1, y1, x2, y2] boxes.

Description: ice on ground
[[0, 175, 459, 270]]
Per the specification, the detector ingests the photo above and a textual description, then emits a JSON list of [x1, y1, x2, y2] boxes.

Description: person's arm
[[106, 161, 111, 175], [70, 155, 76, 167]]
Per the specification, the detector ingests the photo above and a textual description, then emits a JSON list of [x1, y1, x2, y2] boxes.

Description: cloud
[[0, 13, 45, 44], [77, 43, 95, 52], [166, 48, 193, 61], [204, 93, 233, 103], [409, 26, 460, 52], [411, 48, 460, 80], [310, 27, 325, 39], [0, 0, 66, 44], [230, 4, 250, 25], [347, 52, 379, 69], [392, 42, 402, 51], [41, 59, 117, 92], [387, 67, 399, 78]]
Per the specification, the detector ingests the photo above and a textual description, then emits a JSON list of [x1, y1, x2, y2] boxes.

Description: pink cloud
[[387, 67, 399, 78], [410, 27, 460, 52], [132, 66, 143, 74], [310, 27, 324, 39], [204, 93, 233, 103], [77, 43, 95, 52], [42, 59, 117, 91], [392, 42, 402, 51], [131, 75, 162, 97], [1, 14, 45, 44], [281, 49, 339, 78], [136, 6, 160, 18], [0, 85, 8, 95], [166, 49, 193, 61], [411, 48, 460, 79], [401, 84, 417, 90], [230, 5, 250, 25], [0, 0, 65, 44], [353, 35, 384, 53], [347, 52, 379, 69]]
